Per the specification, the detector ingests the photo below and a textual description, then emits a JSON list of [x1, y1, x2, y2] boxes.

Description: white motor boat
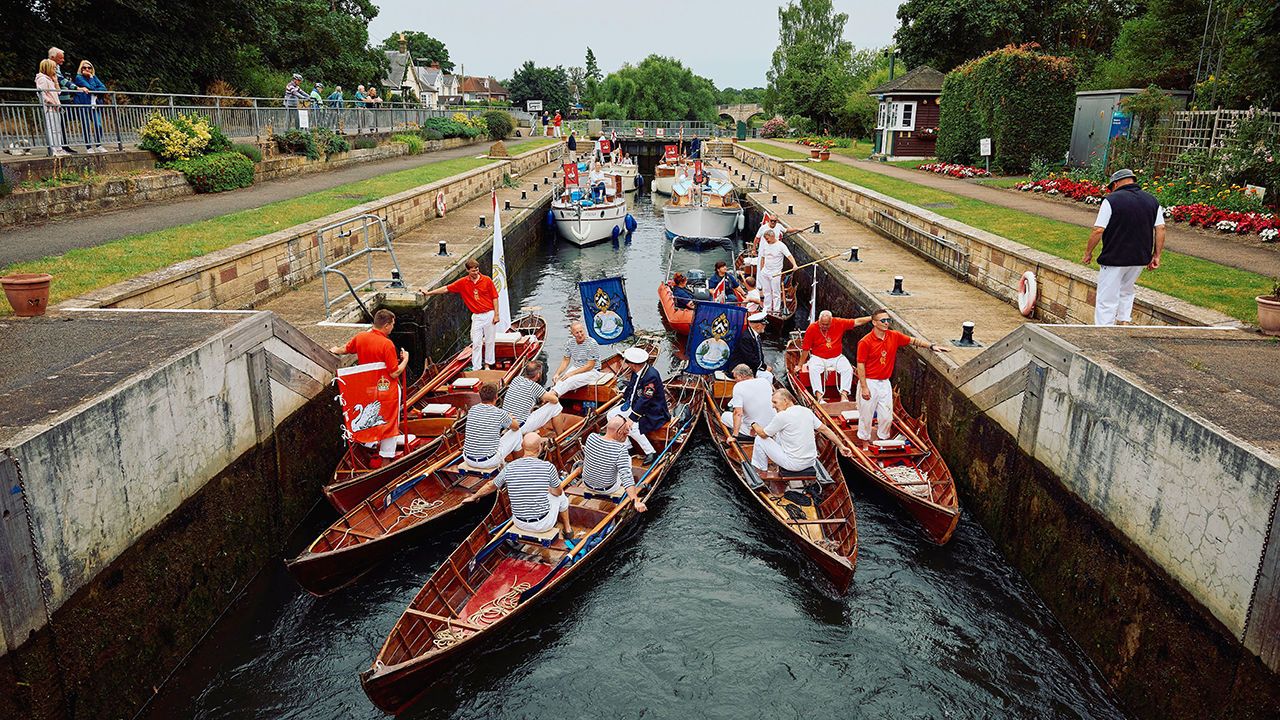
[[653, 161, 689, 196], [663, 170, 743, 242], [605, 162, 639, 193], [551, 180, 631, 247]]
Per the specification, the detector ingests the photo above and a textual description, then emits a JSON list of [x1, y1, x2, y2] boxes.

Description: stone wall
[[732, 144, 1237, 328], [0, 170, 191, 225]]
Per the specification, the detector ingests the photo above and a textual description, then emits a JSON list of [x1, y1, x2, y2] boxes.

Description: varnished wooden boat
[[783, 337, 960, 544], [359, 379, 701, 714], [324, 314, 546, 513], [700, 375, 858, 591], [734, 251, 797, 329]]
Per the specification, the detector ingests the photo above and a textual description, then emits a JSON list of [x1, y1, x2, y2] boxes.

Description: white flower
[[1260, 228, 1278, 242], [1215, 220, 1237, 231]]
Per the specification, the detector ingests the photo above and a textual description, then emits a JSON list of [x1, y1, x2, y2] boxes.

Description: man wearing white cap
[[755, 229, 797, 315], [607, 346, 668, 465], [727, 311, 769, 376], [1083, 168, 1165, 326]]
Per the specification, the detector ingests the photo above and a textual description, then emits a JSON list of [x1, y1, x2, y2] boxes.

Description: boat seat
[[581, 484, 627, 502], [450, 462, 500, 478], [593, 371, 615, 385], [505, 525, 560, 547], [779, 466, 818, 479]]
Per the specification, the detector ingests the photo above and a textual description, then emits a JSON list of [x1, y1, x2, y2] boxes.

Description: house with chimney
[[460, 76, 509, 103]]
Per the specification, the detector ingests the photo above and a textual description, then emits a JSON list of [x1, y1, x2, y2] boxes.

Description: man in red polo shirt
[[856, 308, 948, 442], [330, 309, 411, 459], [421, 259, 501, 371], [799, 310, 871, 402]]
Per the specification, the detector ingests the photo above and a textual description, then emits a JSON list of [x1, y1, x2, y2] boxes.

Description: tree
[[380, 30, 453, 72], [594, 55, 717, 121], [260, 0, 385, 94], [767, 0, 856, 128], [1215, 1, 1280, 107], [585, 47, 602, 82], [566, 66, 586, 103], [506, 61, 572, 114]]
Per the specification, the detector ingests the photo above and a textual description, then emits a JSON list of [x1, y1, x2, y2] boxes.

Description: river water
[[148, 193, 1126, 719]]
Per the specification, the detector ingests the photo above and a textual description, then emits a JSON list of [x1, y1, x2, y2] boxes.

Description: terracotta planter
[[810, 149, 821, 159], [818, 150, 831, 161], [1258, 295, 1280, 336], [1, 273, 52, 317]]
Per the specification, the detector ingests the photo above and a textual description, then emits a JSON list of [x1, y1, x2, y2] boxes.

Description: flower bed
[[1015, 176, 1106, 203], [917, 162, 991, 179], [1164, 204, 1278, 240]]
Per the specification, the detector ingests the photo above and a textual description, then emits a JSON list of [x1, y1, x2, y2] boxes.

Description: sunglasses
[[875, 317, 892, 324]]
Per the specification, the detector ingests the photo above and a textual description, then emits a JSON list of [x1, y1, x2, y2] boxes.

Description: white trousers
[[519, 402, 563, 434], [513, 492, 569, 533], [807, 355, 853, 394], [607, 406, 656, 454], [553, 126, 562, 137], [856, 378, 894, 441], [551, 369, 603, 396], [759, 271, 784, 313], [374, 433, 417, 459], [469, 430, 524, 471], [1094, 265, 1144, 326], [470, 311, 497, 369], [752, 436, 812, 472]]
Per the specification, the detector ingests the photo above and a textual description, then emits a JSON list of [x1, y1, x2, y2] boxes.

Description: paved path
[[0, 139, 545, 267], [759, 139, 1280, 276]]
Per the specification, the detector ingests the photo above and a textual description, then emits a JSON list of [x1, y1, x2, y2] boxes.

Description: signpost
[[526, 99, 542, 112], [979, 137, 991, 173]]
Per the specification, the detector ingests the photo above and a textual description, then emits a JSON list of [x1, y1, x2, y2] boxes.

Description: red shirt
[[801, 317, 859, 359], [857, 330, 912, 380], [446, 274, 498, 314], [344, 328, 399, 372], [553, 113, 562, 126]]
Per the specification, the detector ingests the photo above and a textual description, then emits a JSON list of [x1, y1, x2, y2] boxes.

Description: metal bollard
[[848, 247, 861, 262], [389, 270, 405, 289], [553, 170, 558, 178], [771, 194, 778, 204], [544, 177, 550, 184], [505, 200, 511, 211], [889, 276, 908, 295], [438, 240, 448, 256], [953, 321, 980, 347], [813, 221, 821, 234], [787, 205, 794, 215], [521, 190, 527, 200], [479, 216, 486, 228], [533, 183, 539, 191]]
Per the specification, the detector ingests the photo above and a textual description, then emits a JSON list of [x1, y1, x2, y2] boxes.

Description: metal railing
[[317, 214, 403, 322], [0, 86, 532, 157], [869, 209, 971, 280]]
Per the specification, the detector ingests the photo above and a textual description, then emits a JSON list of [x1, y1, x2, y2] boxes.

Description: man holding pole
[[421, 259, 501, 371], [856, 308, 949, 443], [755, 229, 797, 314]]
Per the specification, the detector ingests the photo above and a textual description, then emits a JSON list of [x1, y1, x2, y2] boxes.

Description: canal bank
[[0, 146, 564, 720], [723, 147, 1280, 719]]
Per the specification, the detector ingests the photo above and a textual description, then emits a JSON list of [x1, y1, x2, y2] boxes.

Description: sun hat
[[623, 347, 650, 364], [1108, 168, 1136, 187]]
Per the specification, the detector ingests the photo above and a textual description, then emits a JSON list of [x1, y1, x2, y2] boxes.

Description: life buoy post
[[436, 191, 447, 218], [1017, 271, 1037, 317]]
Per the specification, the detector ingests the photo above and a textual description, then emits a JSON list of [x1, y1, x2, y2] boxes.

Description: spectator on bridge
[[367, 88, 383, 132], [1083, 169, 1166, 326], [354, 85, 370, 132], [72, 60, 107, 153], [47, 47, 77, 153], [283, 73, 306, 129], [35, 59, 68, 156], [326, 85, 344, 108]]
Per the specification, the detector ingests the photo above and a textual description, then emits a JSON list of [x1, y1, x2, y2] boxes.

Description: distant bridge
[[717, 103, 765, 123]]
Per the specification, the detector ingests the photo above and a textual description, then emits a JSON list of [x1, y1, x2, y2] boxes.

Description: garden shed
[[1069, 88, 1190, 167], [868, 66, 944, 161]]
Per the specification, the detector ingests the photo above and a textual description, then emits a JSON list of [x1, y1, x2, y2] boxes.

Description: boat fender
[[624, 214, 637, 233], [1017, 271, 1037, 317], [611, 225, 621, 241], [435, 190, 447, 218], [736, 213, 745, 231], [634, 174, 644, 189], [545, 210, 555, 228]]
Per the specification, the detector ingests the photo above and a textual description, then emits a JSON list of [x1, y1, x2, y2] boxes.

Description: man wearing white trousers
[[750, 388, 851, 472], [549, 322, 604, 398], [855, 309, 949, 443], [608, 346, 669, 465], [421, 259, 500, 370], [799, 310, 871, 402], [502, 361, 563, 434], [1083, 168, 1165, 326], [462, 382, 523, 471], [754, 229, 797, 314]]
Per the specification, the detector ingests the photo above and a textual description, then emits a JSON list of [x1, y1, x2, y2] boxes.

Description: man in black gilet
[[1082, 169, 1165, 325]]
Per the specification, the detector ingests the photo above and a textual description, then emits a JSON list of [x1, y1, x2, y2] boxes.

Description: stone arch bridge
[[717, 103, 765, 124]]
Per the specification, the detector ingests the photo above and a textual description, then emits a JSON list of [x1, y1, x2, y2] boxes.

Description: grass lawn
[[978, 176, 1029, 189], [740, 141, 811, 160], [1, 155, 496, 309], [807, 162, 1268, 323], [504, 137, 560, 153]]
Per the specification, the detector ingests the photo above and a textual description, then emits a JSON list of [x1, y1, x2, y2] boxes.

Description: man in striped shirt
[[549, 322, 603, 396], [492, 432, 573, 535], [463, 382, 522, 471], [501, 361, 562, 434], [580, 415, 647, 512]]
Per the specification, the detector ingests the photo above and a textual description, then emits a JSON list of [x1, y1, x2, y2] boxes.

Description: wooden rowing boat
[[288, 343, 654, 595], [359, 378, 701, 714], [734, 251, 797, 329], [782, 337, 960, 544], [699, 374, 858, 592], [323, 314, 547, 513]]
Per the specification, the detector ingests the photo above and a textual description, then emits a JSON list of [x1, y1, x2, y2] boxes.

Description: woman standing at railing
[[35, 59, 68, 156], [72, 60, 107, 153]]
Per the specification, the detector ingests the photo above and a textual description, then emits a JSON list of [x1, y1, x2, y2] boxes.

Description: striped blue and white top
[[582, 434, 634, 492], [464, 403, 513, 459], [494, 457, 562, 519], [563, 336, 600, 369], [502, 376, 546, 425]]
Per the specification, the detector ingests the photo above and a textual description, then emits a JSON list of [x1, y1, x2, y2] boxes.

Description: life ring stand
[[435, 191, 447, 218], [1017, 271, 1037, 317]]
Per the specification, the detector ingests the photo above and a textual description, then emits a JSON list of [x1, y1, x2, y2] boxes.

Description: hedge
[[163, 151, 254, 193], [481, 110, 514, 140], [937, 44, 1076, 173]]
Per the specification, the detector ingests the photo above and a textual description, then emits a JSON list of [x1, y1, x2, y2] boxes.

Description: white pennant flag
[[491, 191, 513, 331]]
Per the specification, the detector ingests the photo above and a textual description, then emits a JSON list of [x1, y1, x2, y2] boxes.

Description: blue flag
[[684, 301, 746, 375], [579, 277, 634, 345]]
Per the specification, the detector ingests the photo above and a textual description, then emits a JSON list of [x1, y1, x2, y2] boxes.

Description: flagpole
[[491, 190, 513, 331]]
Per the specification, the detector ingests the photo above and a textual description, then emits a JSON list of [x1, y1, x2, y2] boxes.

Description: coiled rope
[[431, 580, 531, 649]]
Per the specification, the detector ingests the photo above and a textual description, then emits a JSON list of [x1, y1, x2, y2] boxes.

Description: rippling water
[[148, 193, 1125, 720]]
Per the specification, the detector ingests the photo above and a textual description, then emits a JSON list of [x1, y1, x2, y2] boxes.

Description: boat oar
[[781, 253, 843, 277]]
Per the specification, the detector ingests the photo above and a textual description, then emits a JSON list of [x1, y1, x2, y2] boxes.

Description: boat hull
[[552, 201, 628, 246], [653, 174, 675, 196], [663, 205, 741, 240]]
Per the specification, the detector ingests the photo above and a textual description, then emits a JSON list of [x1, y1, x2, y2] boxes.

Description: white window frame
[[876, 101, 888, 130], [892, 101, 916, 131]]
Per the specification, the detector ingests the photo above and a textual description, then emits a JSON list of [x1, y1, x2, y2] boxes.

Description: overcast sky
[[367, 1, 900, 89]]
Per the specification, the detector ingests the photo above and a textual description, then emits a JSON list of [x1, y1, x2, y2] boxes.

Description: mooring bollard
[[553, 170, 558, 178], [889, 275, 908, 295], [389, 270, 405, 289], [533, 183, 539, 191], [505, 200, 511, 211], [953, 321, 981, 347], [521, 190, 527, 200], [813, 221, 821, 234], [787, 204, 794, 215], [544, 177, 549, 184], [771, 194, 778, 204], [848, 246, 861, 262], [479, 216, 486, 228], [438, 240, 448, 256]]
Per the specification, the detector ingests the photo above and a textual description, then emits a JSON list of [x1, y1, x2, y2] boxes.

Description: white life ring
[[436, 191, 447, 218], [1017, 271, 1037, 317]]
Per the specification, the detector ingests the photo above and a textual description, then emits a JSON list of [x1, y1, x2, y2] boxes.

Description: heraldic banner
[[684, 301, 746, 375], [578, 276, 634, 345], [336, 362, 401, 444], [562, 162, 579, 186]]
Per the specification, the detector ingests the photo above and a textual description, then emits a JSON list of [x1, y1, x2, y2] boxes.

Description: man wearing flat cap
[[1082, 169, 1165, 326]]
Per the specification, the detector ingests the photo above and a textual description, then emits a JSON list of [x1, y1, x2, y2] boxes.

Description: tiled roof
[[383, 50, 412, 89], [867, 66, 945, 95], [460, 76, 508, 95]]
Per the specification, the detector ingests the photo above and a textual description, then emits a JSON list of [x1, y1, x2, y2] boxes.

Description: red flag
[[563, 162, 579, 186], [694, 160, 704, 184], [337, 362, 401, 445], [663, 144, 678, 161], [600, 139, 612, 154]]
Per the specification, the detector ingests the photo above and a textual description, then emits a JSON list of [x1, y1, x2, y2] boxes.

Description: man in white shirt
[[549, 322, 602, 396], [1082, 168, 1166, 326], [750, 388, 850, 472], [588, 161, 607, 201], [755, 229, 797, 314], [720, 364, 777, 466]]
